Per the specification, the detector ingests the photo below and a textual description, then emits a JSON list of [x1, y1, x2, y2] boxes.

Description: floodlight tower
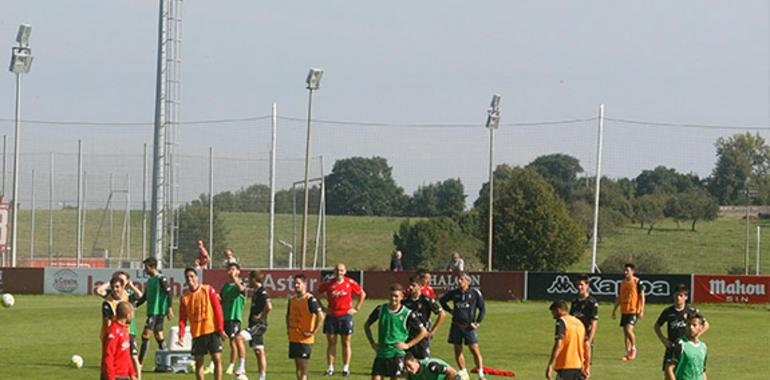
[[301, 68, 323, 269], [150, 0, 169, 267], [485, 94, 501, 272], [8, 24, 33, 267]]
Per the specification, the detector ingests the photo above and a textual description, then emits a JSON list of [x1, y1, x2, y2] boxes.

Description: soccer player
[[664, 313, 708, 380], [417, 269, 435, 299], [318, 263, 366, 376], [97, 272, 143, 379], [101, 301, 137, 380], [569, 275, 598, 364], [286, 274, 325, 380], [178, 267, 226, 380], [403, 275, 446, 360], [655, 285, 710, 378], [195, 240, 210, 269], [611, 263, 645, 361], [365, 283, 428, 380], [439, 272, 486, 379], [136, 257, 174, 366], [220, 263, 247, 375], [236, 270, 272, 380], [404, 352, 466, 380], [546, 300, 589, 380]]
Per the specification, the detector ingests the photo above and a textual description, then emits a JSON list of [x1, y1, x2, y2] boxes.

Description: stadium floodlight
[[8, 24, 33, 267], [306, 68, 323, 90], [485, 94, 501, 272]]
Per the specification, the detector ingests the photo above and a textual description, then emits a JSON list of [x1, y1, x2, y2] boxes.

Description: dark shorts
[[408, 337, 431, 359], [662, 346, 676, 371], [620, 314, 639, 327], [556, 369, 585, 380], [247, 320, 268, 349], [323, 314, 354, 335], [448, 324, 478, 345], [129, 334, 138, 356], [224, 320, 241, 339], [289, 342, 312, 359], [371, 356, 405, 377], [191, 333, 223, 356], [144, 315, 165, 333]]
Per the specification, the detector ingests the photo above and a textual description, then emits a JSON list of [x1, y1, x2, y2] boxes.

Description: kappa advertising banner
[[364, 271, 525, 300], [203, 270, 324, 298], [0, 268, 44, 294], [527, 272, 691, 304], [43, 268, 189, 296], [693, 275, 770, 304]]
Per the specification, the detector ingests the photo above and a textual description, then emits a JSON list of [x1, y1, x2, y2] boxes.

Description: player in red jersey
[[418, 269, 435, 299], [195, 240, 210, 269], [317, 263, 367, 377], [102, 301, 137, 380]]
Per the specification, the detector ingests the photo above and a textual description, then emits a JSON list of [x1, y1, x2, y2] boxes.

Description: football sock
[[139, 338, 149, 363], [157, 339, 166, 350]]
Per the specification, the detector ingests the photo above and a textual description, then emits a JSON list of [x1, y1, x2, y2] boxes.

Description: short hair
[[674, 284, 689, 296], [404, 352, 418, 362], [549, 300, 568, 312], [116, 301, 134, 319], [687, 312, 705, 325], [576, 275, 590, 285], [458, 272, 471, 282], [227, 262, 240, 270], [624, 263, 636, 271], [408, 275, 422, 286], [143, 257, 158, 268], [114, 270, 130, 280], [249, 271, 263, 283], [389, 283, 404, 293], [184, 267, 198, 276], [110, 276, 123, 287], [294, 274, 307, 283]]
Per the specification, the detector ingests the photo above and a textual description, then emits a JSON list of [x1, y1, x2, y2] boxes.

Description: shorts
[[371, 356, 405, 377], [662, 346, 676, 371], [144, 315, 165, 333], [556, 369, 585, 380], [323, 314, 354, 335], [620, 314, 639, 327], [191, 333, 223, 356], [247, 320, 268, 349], [289, 342, 313, 359], [408, 337, 431, 359], [129, 334, 138, 356], [448, 324, 478, 345], [224, 320, 241, 339]]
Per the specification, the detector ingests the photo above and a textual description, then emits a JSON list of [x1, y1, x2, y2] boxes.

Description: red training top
[[178, 284, 225, 339], [421, 284, 435, 299], [318, 277, 363, 317], [101, 321, 135, 380]]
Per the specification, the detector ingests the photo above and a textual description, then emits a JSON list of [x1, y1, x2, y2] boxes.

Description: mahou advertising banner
[[43, 268, 189, 296], [527, 272, 691, 304], [363, 271, 525, 300], [692, 275, 770, 304]]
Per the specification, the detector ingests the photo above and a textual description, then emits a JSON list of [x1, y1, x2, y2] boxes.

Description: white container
[[168, 326, 192, 351]]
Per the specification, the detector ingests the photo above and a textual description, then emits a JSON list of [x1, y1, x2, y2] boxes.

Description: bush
[[393, 217, 482, 271]]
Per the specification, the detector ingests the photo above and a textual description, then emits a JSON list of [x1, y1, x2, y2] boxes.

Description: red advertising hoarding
[[0, 268, 44, 294], [693, 274, 770, 304], [364, 271, 525, 300], [203, 269, 323, 298]]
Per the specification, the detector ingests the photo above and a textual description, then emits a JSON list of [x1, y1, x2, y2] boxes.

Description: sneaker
[[325, 369, 334, 376], [226, 366, 234, 375], [629, 347, 638, 360], [342, 370, 350, 377], [204, 366, 215, 375]]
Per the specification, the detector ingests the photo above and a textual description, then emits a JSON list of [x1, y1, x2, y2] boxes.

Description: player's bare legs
[[194, 355, 206, 380], [326, 333, 338, 372], [253, 347, 267, 375], [469, 343, 484, 373], [212, 352, 223, 380], [341, 334, 352, 370], [454, 344, 466, 370], [295, 358, 309, 380], [624, 324, 635, 354]]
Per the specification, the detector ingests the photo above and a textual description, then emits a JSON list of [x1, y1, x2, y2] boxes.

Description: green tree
[[677, 188, 719, 231], [405, 178, 466, 218], [527, 153, 583, 201], [633, 194, 667, 234], [176, 204, 229, 266], [325, 157, 406, 216], [393, 217, 481, 270], [634, 166, 700, 196], [707, 133, 770, 204], [475, 166, 583, 271]]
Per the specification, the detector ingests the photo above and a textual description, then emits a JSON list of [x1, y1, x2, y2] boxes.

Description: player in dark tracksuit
[[439, 272, 486, 379], [569, 275, 599, 364], [403, 276, 446, 360], [654, 284, 710, 375]]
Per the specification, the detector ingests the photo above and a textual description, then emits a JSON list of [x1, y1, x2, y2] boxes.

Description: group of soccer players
[[97, 259, 710, 380]]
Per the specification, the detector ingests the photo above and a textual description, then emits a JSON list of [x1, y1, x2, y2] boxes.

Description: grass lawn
[[0, 295, 768, 379]]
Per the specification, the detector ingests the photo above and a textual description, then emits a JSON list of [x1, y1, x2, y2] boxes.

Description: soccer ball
[[1, 293, 14, 308], [70, 355, 84, 369]]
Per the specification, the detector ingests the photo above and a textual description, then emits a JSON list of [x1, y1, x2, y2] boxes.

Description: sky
[[0, 1, 767, 206]]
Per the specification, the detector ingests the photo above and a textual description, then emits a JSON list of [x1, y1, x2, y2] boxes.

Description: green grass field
[[1, 295, 767, 379]]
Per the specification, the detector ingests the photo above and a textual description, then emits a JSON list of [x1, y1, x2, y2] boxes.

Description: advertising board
[[527, 272, 691, 304], [692, 274, 770, 304], [43, 268, 189, 296], [364, 271, 524, 300]]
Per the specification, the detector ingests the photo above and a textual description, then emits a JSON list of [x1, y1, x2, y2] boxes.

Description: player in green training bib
[[221, 262, 247, 375], [365, 283, 428, 380], [136, 257, 174, 365], [665, 313, 708, 380], [404, 353, 467, 380]]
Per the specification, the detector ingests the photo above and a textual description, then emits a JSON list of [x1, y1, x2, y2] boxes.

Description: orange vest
[[101, 292, 127, 339], [555, 315, 586, 370], [182, 285, 216, 338], [288, 293, 317, 344], [619, 278, 640, 314]]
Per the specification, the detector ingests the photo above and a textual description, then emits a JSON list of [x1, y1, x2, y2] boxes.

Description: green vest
[[675, 337, 708, 380], [377, 304, 411, 359], [126, 288, 137, 336], [410, 358, 449, 380], [145, 273, 169, 316], [220, 282, 245, 322]]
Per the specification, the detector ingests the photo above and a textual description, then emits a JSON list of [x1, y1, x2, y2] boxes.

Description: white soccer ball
[[1, 293, 14, 308], [70, 355, 84, 369]]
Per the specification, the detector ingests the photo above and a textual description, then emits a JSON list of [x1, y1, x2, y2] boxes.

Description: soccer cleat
[[325, 369, 334, 376], [629, 347, 638, 360], [226, 366, 235, 375], [342, 369, 350, 377], [204, 365, 215, 375]]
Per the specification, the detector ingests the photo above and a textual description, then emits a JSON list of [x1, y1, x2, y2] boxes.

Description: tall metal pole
[[300, 89, 314, 269], [208, 146, 214, 270], [109, 173, 114, 258], [2, 135, 6, 196], [10, 73, 22, 267], [590, 104, 605, 273], [321, 160, 327, 268], [745, 192, 750, 275], [150, 0, 169, 267], [76, 140, 83, 267], [142, 143, 148, 260], [291, 183, 297, 268], [48, 152, 53, 266], [756, 225, 761, 275], [268, 103, 277, 269], [126, 175, 131, 261], [486, 123, 494, 272], [29, 169, 35, 261], [312, 156, 324, 269]]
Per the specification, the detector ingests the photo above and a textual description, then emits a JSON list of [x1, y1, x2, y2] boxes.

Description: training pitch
[[0, 295, 767, 379]]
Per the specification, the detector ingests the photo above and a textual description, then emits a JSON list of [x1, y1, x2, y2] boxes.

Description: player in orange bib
[[546, 300, 589, 380], [178, 267, 227, 380], [286, 274, 325, 380], [612, 263, 645, 361]]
